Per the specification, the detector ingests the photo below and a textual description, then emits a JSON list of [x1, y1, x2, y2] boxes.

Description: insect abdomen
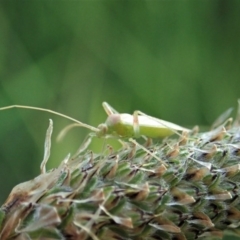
[[139, 125, 174, 138]]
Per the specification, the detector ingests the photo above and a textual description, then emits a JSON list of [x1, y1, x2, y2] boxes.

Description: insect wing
[[119, 114, 188, 138]]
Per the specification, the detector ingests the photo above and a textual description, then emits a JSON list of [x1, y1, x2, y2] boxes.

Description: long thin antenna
[[57, 123, 92, 141], [0, 105, 99, 132]]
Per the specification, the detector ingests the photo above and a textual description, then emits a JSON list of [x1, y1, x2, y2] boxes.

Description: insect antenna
[[0, 105, 99, 132]]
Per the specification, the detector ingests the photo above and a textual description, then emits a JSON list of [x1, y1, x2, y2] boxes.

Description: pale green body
[[100, 113, 188, 138]]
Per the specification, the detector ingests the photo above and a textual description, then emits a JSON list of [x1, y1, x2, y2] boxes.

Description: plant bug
[[0, 102, 189, 139], [0, 102, 189, 167], [98, 102, 189, 138]]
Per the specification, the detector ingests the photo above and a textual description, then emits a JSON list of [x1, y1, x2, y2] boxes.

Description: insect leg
[[129, 138, 168, 167], [133, 111, 141, 138], [102, 102, 119, 116]]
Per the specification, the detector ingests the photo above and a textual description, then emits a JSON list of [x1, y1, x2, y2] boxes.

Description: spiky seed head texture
[[1, 106, 240, 240]]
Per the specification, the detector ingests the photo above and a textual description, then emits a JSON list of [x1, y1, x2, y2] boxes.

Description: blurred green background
[[0, 1, 240, 205]]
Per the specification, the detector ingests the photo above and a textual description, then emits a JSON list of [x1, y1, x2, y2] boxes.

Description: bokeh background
[[0, 1, 240, 204]]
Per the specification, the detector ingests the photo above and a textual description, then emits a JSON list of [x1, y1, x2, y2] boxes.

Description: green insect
[[0, 102, 189, 140], [98, 102, 189, 138], [0, 102, 190, 167]]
